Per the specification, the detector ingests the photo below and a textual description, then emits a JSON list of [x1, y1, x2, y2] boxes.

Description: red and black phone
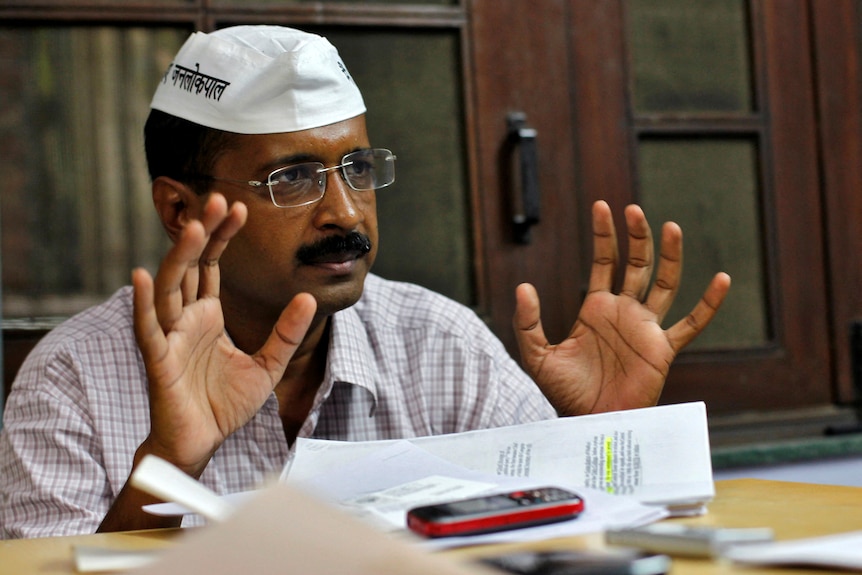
[[406, 486, 585, 538]]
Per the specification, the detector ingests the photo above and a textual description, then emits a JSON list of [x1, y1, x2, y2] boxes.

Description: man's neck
[[273, 319, 330, 445], [222, 299, 332, 445]]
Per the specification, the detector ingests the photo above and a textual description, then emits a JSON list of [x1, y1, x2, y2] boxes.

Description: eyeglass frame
[[195, 147, 396, 208]]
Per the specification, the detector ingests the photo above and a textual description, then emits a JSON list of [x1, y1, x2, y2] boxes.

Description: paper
[[289, 402, 714, 514], [340, 475, 499, 531], [74, 546, 161, 573], [722, 530, 862, 570], [131, 454, 236, 522], [133, 481, 497, 575], [144, 440, 667, 548], [144, 491, 253, 517], [290, 440, 667, 549]]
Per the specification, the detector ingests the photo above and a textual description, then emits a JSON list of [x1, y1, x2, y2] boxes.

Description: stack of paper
[[286, 440, 668, 549], [288, 402, 715, 517], [145, 403, 713, 533]]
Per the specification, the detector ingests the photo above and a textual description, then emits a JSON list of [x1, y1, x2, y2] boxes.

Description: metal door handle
[[508, 112, 540, 244]]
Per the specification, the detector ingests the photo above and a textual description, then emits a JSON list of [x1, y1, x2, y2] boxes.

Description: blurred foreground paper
[[723, 530, 862, 570], [130, 480, 493, 575]]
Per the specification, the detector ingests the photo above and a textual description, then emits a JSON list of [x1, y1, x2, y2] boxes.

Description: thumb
[[255, 293, 317, 384], [513, 283, 549, 363]]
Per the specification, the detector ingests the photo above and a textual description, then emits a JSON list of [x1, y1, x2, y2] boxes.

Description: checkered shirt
[[0, 273, 555, 538]]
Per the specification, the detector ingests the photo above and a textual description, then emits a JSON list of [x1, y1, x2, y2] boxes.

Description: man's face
[[209, 115, 379, 319]]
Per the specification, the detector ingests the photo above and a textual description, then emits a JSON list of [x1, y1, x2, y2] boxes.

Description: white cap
[[150, 26, 366, 134]]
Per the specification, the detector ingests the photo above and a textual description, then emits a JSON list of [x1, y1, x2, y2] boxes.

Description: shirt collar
[[325, 303, 379, 403]]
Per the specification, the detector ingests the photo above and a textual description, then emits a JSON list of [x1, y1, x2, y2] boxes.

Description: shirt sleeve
[[0, 349, 111, 539]]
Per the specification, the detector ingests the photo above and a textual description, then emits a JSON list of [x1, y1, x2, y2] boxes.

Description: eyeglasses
[[200, 148, 396, 208]]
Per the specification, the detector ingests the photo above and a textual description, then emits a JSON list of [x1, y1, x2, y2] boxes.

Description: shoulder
[[14, 286, 138, 387], [47, 286, 135, 339], [32, 286, 135, 355]]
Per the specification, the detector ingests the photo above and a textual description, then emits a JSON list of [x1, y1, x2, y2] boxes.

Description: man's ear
[[152, 176, 203, 243]]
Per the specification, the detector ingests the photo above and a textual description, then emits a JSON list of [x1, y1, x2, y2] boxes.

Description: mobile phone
[[605, 523, 774, 557], [405, 486, 584, 538], [479, 549, 671, 575]]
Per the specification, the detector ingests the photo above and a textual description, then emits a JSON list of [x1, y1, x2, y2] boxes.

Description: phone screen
[[419, 493, 525, 518]]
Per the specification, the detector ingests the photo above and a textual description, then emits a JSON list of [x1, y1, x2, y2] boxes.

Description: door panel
[[470, 0, 586, 356], [628, 0, 754, 114], [638, 136, 769, 350]]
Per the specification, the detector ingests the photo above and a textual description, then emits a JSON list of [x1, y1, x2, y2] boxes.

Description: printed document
[[143, 440, 667, 549], [287, 402, 714, 515], [288, 439, 667, 549]]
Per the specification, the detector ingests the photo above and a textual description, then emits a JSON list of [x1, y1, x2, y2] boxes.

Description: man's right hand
[[134, 192, 316, 475], [98, 193, 315, 533]]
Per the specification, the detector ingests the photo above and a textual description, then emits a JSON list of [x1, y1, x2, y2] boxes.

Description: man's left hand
[[513, 200, 731, 415]]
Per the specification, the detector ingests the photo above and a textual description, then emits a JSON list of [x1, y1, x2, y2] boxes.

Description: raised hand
[[131, 193, 316, 476], [513, 200, 731, 416]]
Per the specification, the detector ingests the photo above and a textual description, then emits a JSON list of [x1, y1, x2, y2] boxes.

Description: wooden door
[[468, 0, 851, 417]]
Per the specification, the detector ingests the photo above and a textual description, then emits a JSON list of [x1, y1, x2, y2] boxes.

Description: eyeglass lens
[[267, 148, 395, 208]]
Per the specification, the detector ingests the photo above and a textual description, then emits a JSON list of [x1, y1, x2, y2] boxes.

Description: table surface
[[1, 478, 861, 574]]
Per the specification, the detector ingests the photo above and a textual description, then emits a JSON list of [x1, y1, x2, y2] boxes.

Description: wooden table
[[455, 478, 862, 573], [1, 479, 861, 574]]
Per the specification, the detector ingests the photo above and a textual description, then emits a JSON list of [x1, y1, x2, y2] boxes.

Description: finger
[[174, 193, 229, 303], [513, 283, 550, 365], [198, 199, 248, 299], [588, 200, 619, 294], [181, 263, 200, 307], [194, 194, 228, 300], [644, 221, 683, 321], [153, 220, 207, 331], [665, 272, 731, 353], [254, 293, 318, 385], [620, 205, 654, 301], [132, 267, 169, 375]]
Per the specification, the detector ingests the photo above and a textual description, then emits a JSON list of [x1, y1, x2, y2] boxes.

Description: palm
[[528, 291, 674, 414], [514, 201, 731, 416], [132, 194, 315, 475], [145, 297, 280, 463]]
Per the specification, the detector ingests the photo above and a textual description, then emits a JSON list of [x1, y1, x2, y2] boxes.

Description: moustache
[[296, 232, 373, 264]]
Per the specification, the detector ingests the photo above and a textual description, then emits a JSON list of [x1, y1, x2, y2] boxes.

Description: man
[[0, 26, 730, 539]]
